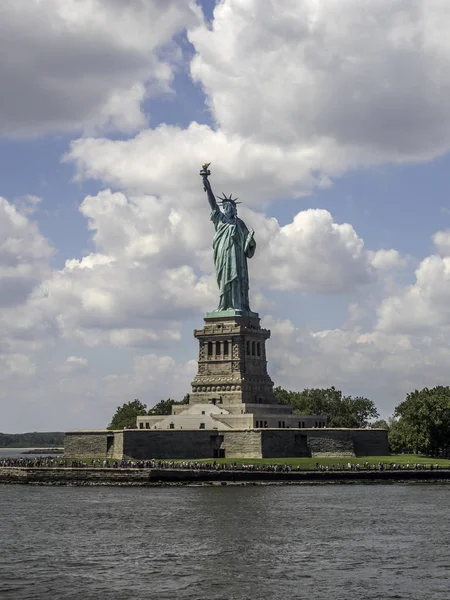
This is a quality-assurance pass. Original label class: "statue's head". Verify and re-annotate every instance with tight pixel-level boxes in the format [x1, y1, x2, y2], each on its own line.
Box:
[222, 201, 237, 218]
[217, 193, 240, 218]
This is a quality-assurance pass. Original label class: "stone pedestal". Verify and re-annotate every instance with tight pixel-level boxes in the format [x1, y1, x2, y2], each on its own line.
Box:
[190, 311, 275, 406]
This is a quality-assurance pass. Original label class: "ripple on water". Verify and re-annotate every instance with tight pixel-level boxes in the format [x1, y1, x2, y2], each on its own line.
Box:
[0, 484, 449, 599]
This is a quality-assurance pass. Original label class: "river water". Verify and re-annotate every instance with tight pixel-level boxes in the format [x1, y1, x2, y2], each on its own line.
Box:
[0, 484, 449, 599]
[0, 449, 62, 459]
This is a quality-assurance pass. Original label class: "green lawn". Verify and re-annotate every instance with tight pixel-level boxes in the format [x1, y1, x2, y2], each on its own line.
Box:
[61, 454, 450, 469]
[169, 454, 450, 469]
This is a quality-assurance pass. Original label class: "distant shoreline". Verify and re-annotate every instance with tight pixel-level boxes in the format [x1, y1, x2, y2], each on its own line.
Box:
[19, 448, 64, 455]
[1, 466, 450, 486]
[0, 447, 64, 453]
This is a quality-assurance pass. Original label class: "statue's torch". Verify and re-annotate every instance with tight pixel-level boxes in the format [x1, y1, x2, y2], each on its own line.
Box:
[200, 162, 211, 191]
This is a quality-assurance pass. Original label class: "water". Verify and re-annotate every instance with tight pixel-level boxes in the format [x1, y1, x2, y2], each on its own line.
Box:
[0, 449, 62, 459]
[0, 484, 449, 599]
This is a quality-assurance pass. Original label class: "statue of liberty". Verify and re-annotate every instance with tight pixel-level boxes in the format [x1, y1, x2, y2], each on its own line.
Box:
[200, 163, 256, 314]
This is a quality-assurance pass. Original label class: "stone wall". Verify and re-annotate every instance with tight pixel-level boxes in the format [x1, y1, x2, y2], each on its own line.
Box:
[351, 429, 390, 456]
[221, 430, 263, 459]
[3, 466, 450, 486]
[261, 430, 310, 458]
[307, 434, 354, 457]
[111, 431, 124, 460]
[305, 429, 389, 457]
[65, 427, 389, 460]
[122, 430, 222, 460]
[0, 467, 152, 485]
[136, 415, 166, 427]
[64, 431, 109, 457]
[215, 414, 254, 429]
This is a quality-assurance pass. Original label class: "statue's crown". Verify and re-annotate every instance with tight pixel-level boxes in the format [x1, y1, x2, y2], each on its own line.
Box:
[216, 192, 241, 205]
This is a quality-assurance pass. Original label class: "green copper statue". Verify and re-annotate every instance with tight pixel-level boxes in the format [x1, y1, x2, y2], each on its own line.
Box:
[200, 162, 256, 314]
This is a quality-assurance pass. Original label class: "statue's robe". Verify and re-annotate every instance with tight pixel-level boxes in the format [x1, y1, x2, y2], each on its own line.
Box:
[211, 207, 256, 311]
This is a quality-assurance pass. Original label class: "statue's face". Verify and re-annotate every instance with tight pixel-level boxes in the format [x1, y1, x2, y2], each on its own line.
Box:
[223, 202, 236, 218]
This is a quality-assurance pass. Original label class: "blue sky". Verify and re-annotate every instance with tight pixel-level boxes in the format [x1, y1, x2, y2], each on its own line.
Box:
[2, 0, 450, 431]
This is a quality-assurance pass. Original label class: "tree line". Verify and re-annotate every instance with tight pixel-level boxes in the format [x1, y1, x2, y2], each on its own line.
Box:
[108, 385, 450, 458]
[107, 396, 189, 430]
[275, 385, 450, 457]
[274, 386, 379, 428]
[0, 432, 64, 448]
[387, 386, 450, 457]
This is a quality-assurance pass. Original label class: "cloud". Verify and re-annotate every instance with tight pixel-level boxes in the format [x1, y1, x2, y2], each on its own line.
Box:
[0, 197, 57, 356]
[0, 351, 195, 431]
[64, 1, 450, 208]
[59, 356, 89, 373]
[369, 249, 406, 270]
[0, 184, 447, 428]
[0, 196, 53, 309]
[34, 188, 396, 350]
[40, 189, 216, 347]
[0, 354, 36, 379]
[377, 253, 450, 334]
[5, 0, 450, 432]
[189, 0, 450, 162]
[12, 194, 42, 216]
[264, 315, 450, 417]
[0, 0, 201, 136]
[375, 228, 450, 334]
[103, 353, 196, 402]
[66, 122, 334, 203]
[433, 229, 450, 256]
[247, 208, 376, 293]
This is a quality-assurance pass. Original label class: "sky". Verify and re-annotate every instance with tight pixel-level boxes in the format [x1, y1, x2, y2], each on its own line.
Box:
[2, 0, 450, 432]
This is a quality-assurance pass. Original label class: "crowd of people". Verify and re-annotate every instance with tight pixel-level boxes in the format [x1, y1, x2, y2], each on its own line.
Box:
[0, 457, 66, 468]
[0, 456, 448, 471]
[315, 461, 444, 471]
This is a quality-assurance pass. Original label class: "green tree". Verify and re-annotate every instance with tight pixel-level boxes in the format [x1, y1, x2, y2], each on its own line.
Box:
[0, 432, 64, 448]
[273, 386, 294, 405]
[107, 399, 147, 430]
[147, 398, 176, 416]
[147, 394, 190, 416]
[274, 386, 379, 427]
[371, 419, 390, 430]
[387, 418, 410, 454]
[393, 386, 450, 457]
[340, 396, 379, 428]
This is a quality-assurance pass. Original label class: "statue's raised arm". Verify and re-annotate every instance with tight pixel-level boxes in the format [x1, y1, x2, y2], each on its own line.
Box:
[200, 162, 217, 211]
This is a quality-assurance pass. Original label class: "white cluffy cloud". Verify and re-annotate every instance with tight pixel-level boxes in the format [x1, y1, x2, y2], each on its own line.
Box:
[377, 258, 450, 334]
[0, 0, 202, 136]
[0, 351, 196, 432]
[66, 122, 335, 203]
[102, 354, 196, 403]
[263, 314, 450, 417]
[65, 1, 450, 210]
[0, 196, 57, 355]
[41, 189, 216, 347]
[190, 0, 450, 162]
[0, 182, 448, 428]
[375, 228, 450, 334]
[0, 197, 53, 309]
[0, 181, 395, 363]
[59, 356, 89, 373]
[0, 354, 36, 379]
[4, 0, 450, 431]
[38, 189, 391, 347]
[12, 194, 42, 216]
[248, 208, 381, 294]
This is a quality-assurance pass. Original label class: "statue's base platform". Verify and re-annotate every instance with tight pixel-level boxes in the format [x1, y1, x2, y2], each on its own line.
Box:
[205, 309, 259, 319]
[191, 310, 274, 407]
